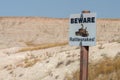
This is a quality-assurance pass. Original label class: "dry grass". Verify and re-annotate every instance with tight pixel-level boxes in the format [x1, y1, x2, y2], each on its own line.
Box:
[65, 70, 80, 80]
[116, 39, 120, 43]
[98, 43, 105, 49]
[16, 52, 55, 68]
[66, 53, 120, 80]
[18, 42, 68, 52]
[25, 41, 35, 46]
[23, 54, 40, 68]
[56, 61, 64, 68]
[90, 54, 120, 80]
[16, 53, 40, 68]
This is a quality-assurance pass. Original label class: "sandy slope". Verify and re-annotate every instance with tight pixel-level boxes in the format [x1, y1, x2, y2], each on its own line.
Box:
[0, 42, 120, 80]
[0, 17, 120, 80]
[0, 17, 68, 48]
[0, 17, 120, 48]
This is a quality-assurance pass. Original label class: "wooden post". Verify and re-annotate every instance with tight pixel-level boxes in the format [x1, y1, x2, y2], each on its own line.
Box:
[80, 10, 90, 80]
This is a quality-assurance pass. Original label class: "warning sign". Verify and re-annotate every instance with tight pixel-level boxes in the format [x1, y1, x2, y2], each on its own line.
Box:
[69, 13, 96, 46]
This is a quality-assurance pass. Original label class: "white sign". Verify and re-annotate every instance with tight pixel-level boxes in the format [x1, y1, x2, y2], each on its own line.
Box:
[69, 13, 96, 46]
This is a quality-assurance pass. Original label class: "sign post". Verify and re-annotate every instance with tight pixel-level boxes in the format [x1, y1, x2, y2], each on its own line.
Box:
[80, 10, 90, 80]
[69, 10, 96, 80]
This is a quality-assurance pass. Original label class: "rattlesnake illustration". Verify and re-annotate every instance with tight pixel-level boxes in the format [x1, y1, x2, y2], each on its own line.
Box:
[75, 24, 89, 37]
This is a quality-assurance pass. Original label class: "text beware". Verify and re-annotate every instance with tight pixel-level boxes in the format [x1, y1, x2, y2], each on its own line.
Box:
[71, 17, 95, 24]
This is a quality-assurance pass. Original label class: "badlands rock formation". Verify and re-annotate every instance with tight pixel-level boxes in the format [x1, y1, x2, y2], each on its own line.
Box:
[0, 17, 120, 80]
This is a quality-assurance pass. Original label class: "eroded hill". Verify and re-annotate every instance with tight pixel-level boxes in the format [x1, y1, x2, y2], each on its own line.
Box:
[0, 17, 120, 48]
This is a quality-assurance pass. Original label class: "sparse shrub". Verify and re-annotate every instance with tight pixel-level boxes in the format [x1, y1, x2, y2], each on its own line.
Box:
[75, 47, 79, 49]
[116, 39, 120, 43]
[25, 41, 34, 46]
[65, 60, 74, 66]
[56, 61, 64, 68]
[65, 70, 79, 80]
[90, 55, 120, 80]
[18, 53, 41, 68]
[98, 43, 104, 49]
[66, 55, 120, 80]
